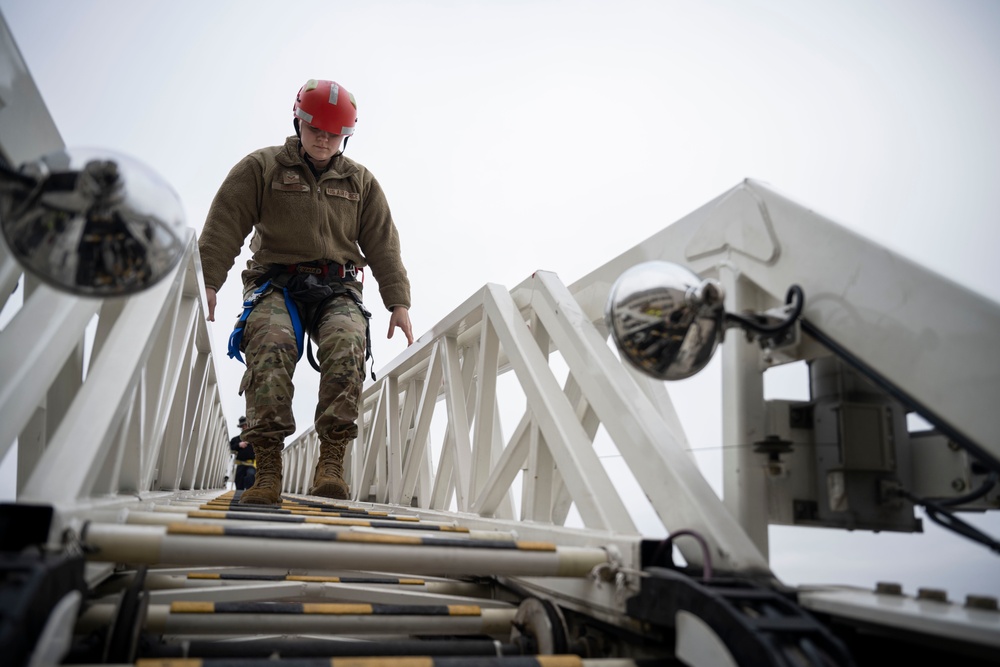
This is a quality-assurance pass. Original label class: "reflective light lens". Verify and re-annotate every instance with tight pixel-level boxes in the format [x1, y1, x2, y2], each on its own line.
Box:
[0, 148, 187, 297]
[605, 261, 726, 381]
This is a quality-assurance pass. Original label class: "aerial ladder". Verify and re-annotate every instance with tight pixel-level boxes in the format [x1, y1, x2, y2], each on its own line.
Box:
[0, 12, 998, 667]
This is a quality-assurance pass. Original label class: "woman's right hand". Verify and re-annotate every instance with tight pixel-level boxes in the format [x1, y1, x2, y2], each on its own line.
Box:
[206, 287, 217, 322]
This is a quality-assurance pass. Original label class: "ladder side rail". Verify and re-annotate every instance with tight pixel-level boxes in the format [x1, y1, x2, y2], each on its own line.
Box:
[18, 237, 228, 508]
[0, 285, 99, 465]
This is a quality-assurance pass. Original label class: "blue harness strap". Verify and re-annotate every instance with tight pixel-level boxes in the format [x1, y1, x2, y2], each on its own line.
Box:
[284, 286, 304, 361]
[228, 280, 304, 364]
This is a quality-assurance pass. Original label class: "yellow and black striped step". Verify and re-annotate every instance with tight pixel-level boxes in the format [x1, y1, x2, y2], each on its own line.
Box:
[166, 523, 555, 552]
[170, 601, 482, 616]
[204, 497, 398, 513]
[186, 573, 425, 585]
[186, 510, 468, 532]
[212, 491, 406, 516]
[199, 501, 420, 522]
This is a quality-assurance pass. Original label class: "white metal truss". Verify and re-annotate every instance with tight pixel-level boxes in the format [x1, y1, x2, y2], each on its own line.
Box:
[291, 269, 772, 574]
[1, 236, 230, 514]
[2, 9, 999, 661]
[2, 177, 997, 661]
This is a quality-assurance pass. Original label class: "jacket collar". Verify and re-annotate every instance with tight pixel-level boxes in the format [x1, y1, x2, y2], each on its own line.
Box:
[276, 135, 359, 178]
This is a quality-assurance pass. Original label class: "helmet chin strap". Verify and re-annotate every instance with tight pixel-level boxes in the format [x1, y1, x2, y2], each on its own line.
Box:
[295, 119, 350, 163]
[305, 147, 344, 163]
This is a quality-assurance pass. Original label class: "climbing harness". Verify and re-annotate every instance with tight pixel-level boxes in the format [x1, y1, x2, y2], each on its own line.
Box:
[227, 261, 376, 380]
[227, 279, 303, 364]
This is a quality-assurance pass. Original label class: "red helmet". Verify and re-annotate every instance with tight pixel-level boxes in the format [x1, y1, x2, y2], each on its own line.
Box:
[293, 79, 357, 136]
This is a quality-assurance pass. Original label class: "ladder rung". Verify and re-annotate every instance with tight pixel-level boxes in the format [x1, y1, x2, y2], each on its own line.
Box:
[165, 522, 551, 551]
[78, 602, 517, 638]
[185, 510, 470, 532]
[170, 601, 482, 616]
[185, 573, 426, 585]
[139, 637, 526, 659]
[82, 523, 609, 578]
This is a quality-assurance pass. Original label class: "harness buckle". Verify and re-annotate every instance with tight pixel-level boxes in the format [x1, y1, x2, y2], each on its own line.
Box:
[247, 282, 269, 306]
[339, 263, 363, 280]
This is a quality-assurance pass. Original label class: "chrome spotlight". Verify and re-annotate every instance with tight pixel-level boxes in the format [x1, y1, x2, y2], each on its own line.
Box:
[605, 261, 726, 380]
[0, 148, 186, 297]
[606, 261, 805, 381]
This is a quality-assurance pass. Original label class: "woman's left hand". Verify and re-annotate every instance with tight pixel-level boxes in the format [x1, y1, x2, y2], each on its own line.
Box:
[388, 307, 414, 346]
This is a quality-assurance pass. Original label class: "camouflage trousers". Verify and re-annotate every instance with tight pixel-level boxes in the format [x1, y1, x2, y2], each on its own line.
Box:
[238, 287, 367, 449]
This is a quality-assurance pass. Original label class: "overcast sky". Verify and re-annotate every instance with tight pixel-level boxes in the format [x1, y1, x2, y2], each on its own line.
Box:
[1, 0, 998, 601]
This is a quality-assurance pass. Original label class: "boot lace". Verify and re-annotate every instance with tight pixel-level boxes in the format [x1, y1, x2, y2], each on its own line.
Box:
[318, 459, 344, 480]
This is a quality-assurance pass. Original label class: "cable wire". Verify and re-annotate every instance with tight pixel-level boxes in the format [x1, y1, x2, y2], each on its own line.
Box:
[650, 529, 714, 581]
[725, 284, 804, 338]
[932, 471, 998, 507]
[897, 484, 1000, 555]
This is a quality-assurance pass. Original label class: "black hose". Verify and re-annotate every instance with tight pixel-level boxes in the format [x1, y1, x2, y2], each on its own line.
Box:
[933, 472, 998, 507]
[650, 529, 714, 581]
[897, 486, 1000, 555]
[725, 284, 804, 337]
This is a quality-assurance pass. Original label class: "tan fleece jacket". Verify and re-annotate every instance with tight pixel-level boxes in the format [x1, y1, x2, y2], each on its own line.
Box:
[198, 136, 410, 310]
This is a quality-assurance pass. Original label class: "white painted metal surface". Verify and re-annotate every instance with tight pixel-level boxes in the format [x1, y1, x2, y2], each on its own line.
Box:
[2, 8, 998, 663]
[5, 237, 230, 514]
[798, 587, 1000, 649]
[568, 181, 1000, 464]
[0, 10, 63, 165]
[314, 269, 772, 573]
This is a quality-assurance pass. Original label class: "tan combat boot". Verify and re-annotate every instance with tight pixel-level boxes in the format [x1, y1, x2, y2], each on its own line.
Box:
[240, 442, 283, 505]
[310, 441, 350, 500]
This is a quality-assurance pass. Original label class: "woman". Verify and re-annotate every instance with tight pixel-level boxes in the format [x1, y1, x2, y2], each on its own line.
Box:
[199, 79, 413, 505]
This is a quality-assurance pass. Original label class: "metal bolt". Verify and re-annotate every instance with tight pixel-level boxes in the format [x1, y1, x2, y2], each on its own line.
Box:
[917, 588, 948, 603]
[965, 595, 998, 611]
[951, 478, 967, 492]
[875, 582, 903, 595]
